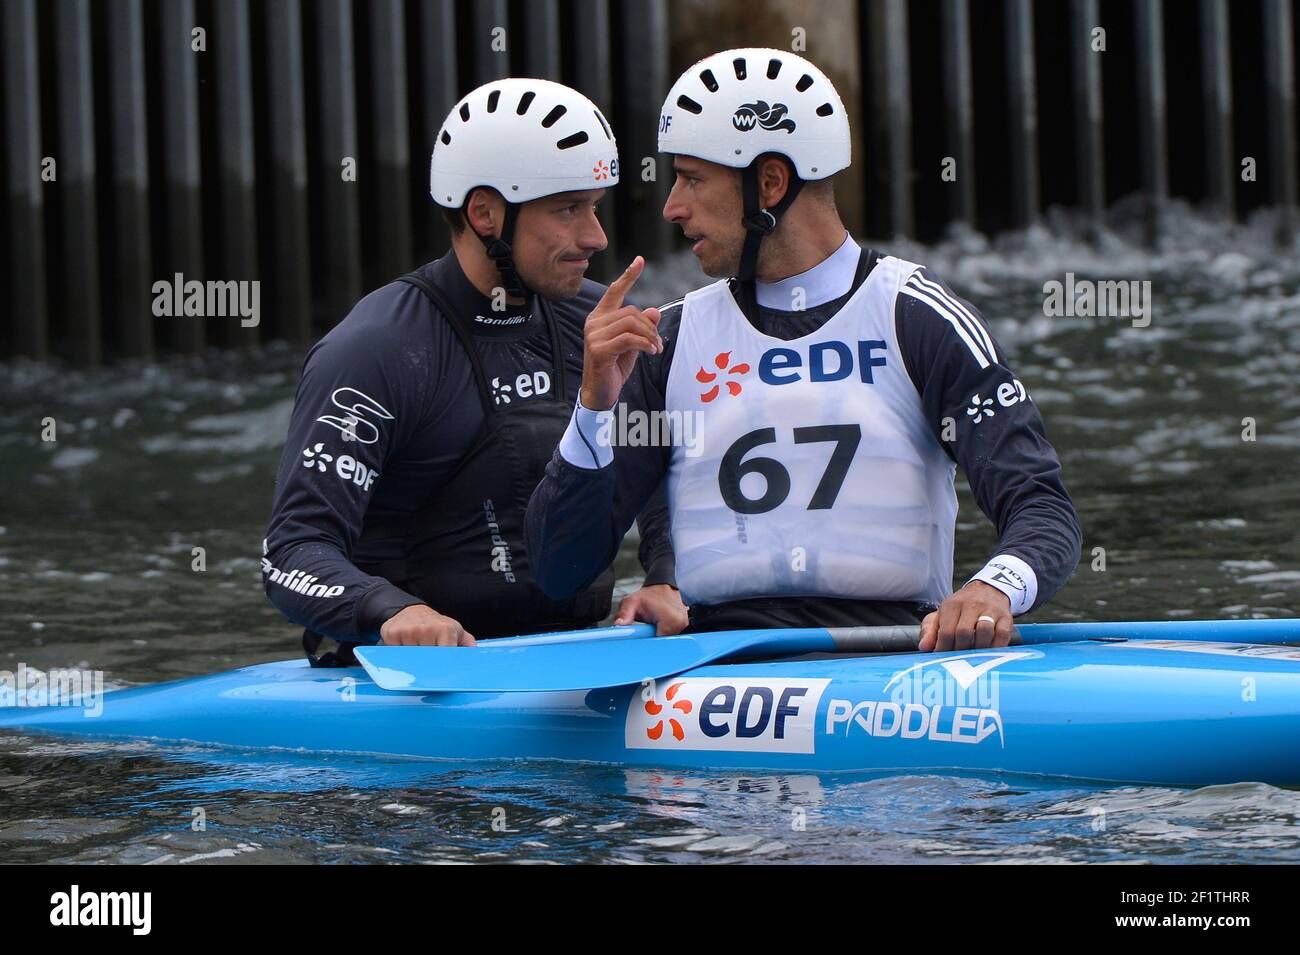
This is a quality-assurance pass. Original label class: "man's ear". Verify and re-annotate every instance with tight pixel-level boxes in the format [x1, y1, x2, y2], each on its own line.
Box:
[464, 188, 503, 239]
[756, 155, 792, 208]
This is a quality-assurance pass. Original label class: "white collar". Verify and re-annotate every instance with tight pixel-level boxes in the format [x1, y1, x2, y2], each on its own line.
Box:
[755, 232, 859, 310]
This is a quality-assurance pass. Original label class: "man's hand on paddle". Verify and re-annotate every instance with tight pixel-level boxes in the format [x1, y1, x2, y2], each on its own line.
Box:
[380, 604, 477, 647]
[918, 581, 1014, 652]
[614, 584, 689, 636]
[580, 256, 662, 411]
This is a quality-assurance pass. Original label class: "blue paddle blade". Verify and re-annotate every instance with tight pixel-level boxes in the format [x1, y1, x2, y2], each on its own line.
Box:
[356, 628, 838, 692]
[355, 618, 1300, 694]
[475, 622, 654, 649]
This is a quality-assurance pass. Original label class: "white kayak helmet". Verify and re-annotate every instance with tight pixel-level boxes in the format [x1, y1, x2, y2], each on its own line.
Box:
[658, 48, 850, 283]
[431, 78, 620, 295]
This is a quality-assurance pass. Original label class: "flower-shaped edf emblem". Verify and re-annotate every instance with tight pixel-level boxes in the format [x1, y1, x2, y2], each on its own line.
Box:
[696, 351, 751, 403]
[966, 394, 995, 424]
[644, 682, 692, 741]
[302, 443, 334, 472]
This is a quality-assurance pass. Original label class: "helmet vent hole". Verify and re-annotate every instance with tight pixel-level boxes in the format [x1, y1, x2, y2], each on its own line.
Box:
[541, 104, 567, 128]
[732, 57, 746, 80]
[440, 130, 451, 145]
[816, 102, 834, 117]
[556, 130, 589, 149]
[517, 91, 536, 115]
[676, 94, 703, 115]
[593, 109, 612, 139]
[486, 90, 500, 113]
[699, 69, 718, 92]
[459, 102, 471, 121]
[766, 59, 781, 80]
[796, 74, 814, 92]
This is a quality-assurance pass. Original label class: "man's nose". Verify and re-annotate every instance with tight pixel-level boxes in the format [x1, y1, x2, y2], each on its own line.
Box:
[663, 181, 687, 223]
[579, 210, 608, 253]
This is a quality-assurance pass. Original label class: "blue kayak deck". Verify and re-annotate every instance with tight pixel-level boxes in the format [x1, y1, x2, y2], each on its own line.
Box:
[2, 639, 1299, 787]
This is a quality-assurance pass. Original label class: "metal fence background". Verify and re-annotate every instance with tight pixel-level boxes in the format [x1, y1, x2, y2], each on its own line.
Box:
[1, 0, 1297, 365]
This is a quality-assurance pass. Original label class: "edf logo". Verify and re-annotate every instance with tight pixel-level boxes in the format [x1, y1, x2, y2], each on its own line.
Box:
[658, 114, 672, 134]
[626, 677, 830, 754]
[758, 339, 889, 385]
[699, 684, 809, 739]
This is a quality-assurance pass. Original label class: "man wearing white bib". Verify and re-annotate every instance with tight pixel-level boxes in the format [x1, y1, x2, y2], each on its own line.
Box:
[526, 49, 1081, 652]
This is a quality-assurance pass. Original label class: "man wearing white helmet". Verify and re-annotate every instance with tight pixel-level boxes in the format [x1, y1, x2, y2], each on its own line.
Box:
[264, 79, 686, 663]
[527, 49, 1081, 652]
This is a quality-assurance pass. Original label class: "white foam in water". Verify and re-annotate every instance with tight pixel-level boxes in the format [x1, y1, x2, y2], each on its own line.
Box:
[48, 447, 100, 470]
[1238, 571, 1300, 585]
[1221, 560, 1278, 571]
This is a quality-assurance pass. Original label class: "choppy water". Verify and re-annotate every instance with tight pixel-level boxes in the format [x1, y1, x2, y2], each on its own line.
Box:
[2, 203, 1299, 863]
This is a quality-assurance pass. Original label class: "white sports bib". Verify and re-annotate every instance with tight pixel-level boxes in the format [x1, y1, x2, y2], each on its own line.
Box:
[664, 254, 957, 607]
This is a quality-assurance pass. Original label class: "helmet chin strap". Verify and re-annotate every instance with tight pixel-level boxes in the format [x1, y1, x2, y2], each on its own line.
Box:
[737, 160, 805, 314]
[471, 201, 529, 299]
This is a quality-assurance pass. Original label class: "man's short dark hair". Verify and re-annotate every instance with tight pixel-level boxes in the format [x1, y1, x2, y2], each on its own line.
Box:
[441, 205, 466, 235]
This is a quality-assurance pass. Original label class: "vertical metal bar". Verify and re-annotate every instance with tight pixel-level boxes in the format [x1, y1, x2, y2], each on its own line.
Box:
[572, 1, 614, 119]
[53, 0, 102, 366]
[2, 0, 48, 359]
[417, 0, 459, 257]
[159, 0, 205, 354]
[1134, 0, 1168, 244]
[865, 0, 914, 238]
[573, 0, 619, 277]
[1005, 0, 1039, 229]
[473, 0, 510, 84]
[369, 0, 413, 279]
[940, 0, 975, 227]
[616, 0, 670, 261]
[106, 0, 153, 360]
[417, 0, 459, 149]
[1199, 0, 1233, 217]
[316, 0, 362, 323]
[266, 0, 312, 342]
[213, 0, 260, 346]
[1262, 0, 1297, 244]
[814, 0, 866, 240]
[1070, 0, 1105, 231]
[523, 0, 561, 81]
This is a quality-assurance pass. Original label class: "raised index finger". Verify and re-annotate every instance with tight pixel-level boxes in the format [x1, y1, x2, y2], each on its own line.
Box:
[598, 255, 645, 310]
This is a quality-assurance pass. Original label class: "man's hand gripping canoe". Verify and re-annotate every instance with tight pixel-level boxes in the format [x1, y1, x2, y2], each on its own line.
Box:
[919, 581, 1015, 652]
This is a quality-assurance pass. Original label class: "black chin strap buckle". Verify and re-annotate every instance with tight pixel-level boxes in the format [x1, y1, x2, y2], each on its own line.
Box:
[743, 209, 778, 236]
[468, 198, 529, 299]
[738, 158, 805, 285]
[479, 235, 528, 299]
[482, 237, 512, 261]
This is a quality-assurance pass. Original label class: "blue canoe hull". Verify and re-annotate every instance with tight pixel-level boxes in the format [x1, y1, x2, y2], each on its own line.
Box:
[2, 639, 1299, 786]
